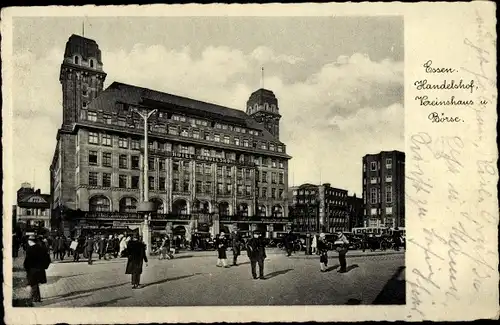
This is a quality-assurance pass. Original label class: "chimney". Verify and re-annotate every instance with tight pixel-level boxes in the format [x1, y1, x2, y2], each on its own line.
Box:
[35, 189, 41, 195]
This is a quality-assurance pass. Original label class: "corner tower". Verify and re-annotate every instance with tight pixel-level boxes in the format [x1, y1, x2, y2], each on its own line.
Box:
[59, 34, 106, 126]
[246, 89, 281, 139]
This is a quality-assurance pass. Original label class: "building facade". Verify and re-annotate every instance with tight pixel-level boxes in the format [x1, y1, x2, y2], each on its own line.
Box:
[347, 194, 364, 230]
[14, 183, 51, 230]
[50, 34, 291, 239]
[362, 150, 405, 228]
[288, 183, 349, 233]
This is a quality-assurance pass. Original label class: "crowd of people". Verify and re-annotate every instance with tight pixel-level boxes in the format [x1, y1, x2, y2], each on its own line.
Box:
[17, 227, 403, 304]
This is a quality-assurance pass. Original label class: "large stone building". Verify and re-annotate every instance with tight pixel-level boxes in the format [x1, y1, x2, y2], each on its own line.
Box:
[347, 193, 364, 230]
[14, 182, 51, 231]
[288, 183, 349, 233]
[362, 150, 405, 228]
[50, 34, 291, 239]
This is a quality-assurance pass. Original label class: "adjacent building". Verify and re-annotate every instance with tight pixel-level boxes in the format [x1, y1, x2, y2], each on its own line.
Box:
[288, 183, 349, 233]
[50, 34, 291, 239]
[14, 182, 51, 231]
[347, 193, 364, 230]
[362, 150, 405, 228]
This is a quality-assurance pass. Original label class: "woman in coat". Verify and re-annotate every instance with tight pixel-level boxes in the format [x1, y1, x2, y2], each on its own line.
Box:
[215, 232, 229, 268]
[125, 235, 148, 289]
[24, 235, 51, 303]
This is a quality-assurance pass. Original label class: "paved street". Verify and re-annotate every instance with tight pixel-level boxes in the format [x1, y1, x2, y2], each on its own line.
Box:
[13, 249, 405, 307]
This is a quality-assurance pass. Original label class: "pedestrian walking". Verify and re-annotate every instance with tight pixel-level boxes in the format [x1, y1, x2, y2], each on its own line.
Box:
[56, 236, 66, 261]
[125, 235, 148, 289]
[84, 235, 95, 265]
[311, 234, 318, 255]
[246, 231, 267, 279]
[230, 230, 242, 266]
[215, 232, 229, 267]
[159, 235, 173, 260]
[334, 231, 350, 273]
[52, 236, 60, 260]
[393, 228, 401, 251]
[98, 235, 108, 260]
[283, 231, 294, 257]
[317, 233, 329, 272]
[13, 234, 20, 258]
[23, 235, 51, 303]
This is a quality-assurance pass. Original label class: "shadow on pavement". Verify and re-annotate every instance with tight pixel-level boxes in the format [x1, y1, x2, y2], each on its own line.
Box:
[47, 273, 85, 284]
[39, 293, 94, 307]
[235, 261, 251, 266]
[264, 268, 293, 279]
[141, 273, 202, 288]
[85, 296, 130, 307]
[43, 281, 130, 302]
[173, 255, 194, 260]
[344, 264, 359, 273]
[372, 266, 406, 305]
[325, 264, 340, 272]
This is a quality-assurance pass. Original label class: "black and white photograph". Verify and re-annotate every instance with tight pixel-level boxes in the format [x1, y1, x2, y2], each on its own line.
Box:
[3, 3, 498, 323]
[8, 14, 405, 307]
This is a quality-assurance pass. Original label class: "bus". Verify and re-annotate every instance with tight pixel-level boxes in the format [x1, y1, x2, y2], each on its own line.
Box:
[352, 227, 405, 237]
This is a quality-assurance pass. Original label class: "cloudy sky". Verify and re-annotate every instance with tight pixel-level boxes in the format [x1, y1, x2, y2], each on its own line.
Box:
[9, 16, 403, 200]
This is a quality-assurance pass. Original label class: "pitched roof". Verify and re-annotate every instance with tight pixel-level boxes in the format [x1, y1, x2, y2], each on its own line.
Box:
[88, 81, 280, 142]
[18, 194, 51, 208]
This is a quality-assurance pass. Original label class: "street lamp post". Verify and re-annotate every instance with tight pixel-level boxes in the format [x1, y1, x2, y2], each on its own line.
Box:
[133, 107, 157, 256]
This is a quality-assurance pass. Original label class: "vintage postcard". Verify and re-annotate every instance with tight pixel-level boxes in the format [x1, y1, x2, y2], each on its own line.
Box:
[2, 2, 498, 324]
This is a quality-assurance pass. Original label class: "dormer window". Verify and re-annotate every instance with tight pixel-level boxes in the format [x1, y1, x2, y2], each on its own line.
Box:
[74, 56, 79, 65]
[264, 103, 269, 110]
[89, 59, 94, 68]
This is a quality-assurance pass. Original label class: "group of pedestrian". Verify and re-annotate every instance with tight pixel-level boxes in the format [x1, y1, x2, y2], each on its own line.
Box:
[283, 231, 351, 273]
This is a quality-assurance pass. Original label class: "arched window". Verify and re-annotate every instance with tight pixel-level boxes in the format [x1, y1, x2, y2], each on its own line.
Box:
[272, 205, 283, 218]
[264, 103, 269, 111]
[119, 197, 137, 213]
[89, 196, 110, 212]
[238, 203, 249, 217]
[74, 56, 79, 65]
[172, 199, 188, 215]
[258, 205, 267, 217]
[218, 202, 229, 216]
[89, 59, 94, 68]
[151, 198, 164, 214]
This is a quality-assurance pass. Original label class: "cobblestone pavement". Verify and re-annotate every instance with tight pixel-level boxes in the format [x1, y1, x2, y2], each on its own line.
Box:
[12, 249, 405, 307]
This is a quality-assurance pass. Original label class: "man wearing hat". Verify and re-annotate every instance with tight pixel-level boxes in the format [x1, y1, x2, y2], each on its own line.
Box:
[317, 233, 329, 272]
[334, 231, 350, 273]
[125, 234, 148, 289]
[246, 231, 267, 279]
[23, 235, 51, 303]
[215, 232, 229, 267]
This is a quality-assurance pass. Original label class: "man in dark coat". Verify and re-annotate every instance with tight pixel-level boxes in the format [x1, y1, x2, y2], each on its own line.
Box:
[97, 235, 108, 260]
[24, 235, 51, 303]
[231, 230, 242, 266]
[125, 235, 148, 289]
[56, 235, 66, 261]
[392, 228, 401, 251]
[283, 231, 294, 257]
[84, 235, 95, 265]
[246, 231, 267, 279]
[317, 233, 329, 272]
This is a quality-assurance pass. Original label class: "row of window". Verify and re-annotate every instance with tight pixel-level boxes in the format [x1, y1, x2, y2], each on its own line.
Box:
[363, 159, 393, 172]
[368, 207, 394, 216]
[85, 121, 285, 153]
[87, 172, 284, 198]
[85, 132, 287, 167]
[292, 189, 347, 197]
[366, 186, 393, 204]
[365, 175, 393, 184]
[291, 199, 347, 206]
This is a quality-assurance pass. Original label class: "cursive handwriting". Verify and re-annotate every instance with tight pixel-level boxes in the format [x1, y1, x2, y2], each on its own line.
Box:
[423, 60, 456, 73]
[414, 79, 476, 93]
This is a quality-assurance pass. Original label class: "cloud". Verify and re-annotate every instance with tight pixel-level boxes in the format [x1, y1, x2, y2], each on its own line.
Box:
[250, 46, 305, 65]
[8, 43, 403, 197]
